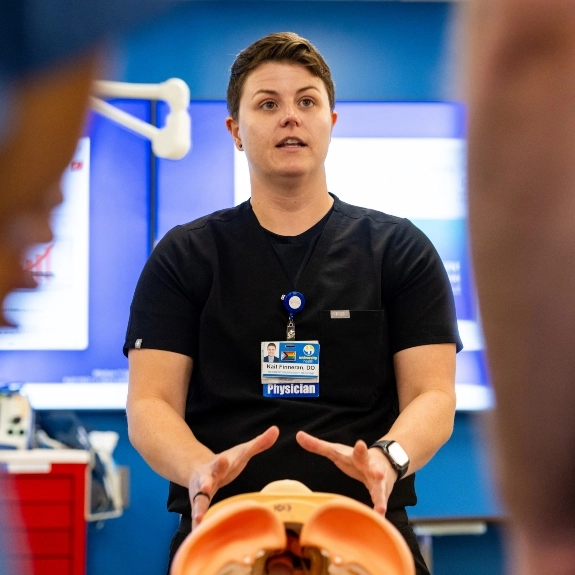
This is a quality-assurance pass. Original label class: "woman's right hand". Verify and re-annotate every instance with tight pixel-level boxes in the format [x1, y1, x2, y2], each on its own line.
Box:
[188, 426, 280, 529]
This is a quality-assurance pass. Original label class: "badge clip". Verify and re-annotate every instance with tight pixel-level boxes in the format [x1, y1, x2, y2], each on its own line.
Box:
[286, 316, 296, 340]
[282, 291, 305, 341]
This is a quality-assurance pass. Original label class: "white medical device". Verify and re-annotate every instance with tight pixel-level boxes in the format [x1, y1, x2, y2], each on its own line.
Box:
[0, 391, 34, 450]
[91, 78, 191, 160]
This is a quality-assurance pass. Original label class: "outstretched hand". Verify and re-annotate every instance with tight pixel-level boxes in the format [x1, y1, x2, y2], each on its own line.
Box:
[296, 430, 397, 515]
[189, 426, 279, 529]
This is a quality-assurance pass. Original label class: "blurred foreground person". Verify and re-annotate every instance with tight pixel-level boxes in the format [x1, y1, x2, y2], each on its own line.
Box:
[467, 1, 575, 573]
[0, 3, 170, 573]
[0, 55, 99, 325]
[0, 37, 100, 575]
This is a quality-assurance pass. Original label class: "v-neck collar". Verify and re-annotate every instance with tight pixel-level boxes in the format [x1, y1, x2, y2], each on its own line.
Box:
[244, 195, 343, 291]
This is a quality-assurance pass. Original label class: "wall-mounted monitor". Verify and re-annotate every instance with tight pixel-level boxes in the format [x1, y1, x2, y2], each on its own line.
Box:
[2, 100, 491, 410]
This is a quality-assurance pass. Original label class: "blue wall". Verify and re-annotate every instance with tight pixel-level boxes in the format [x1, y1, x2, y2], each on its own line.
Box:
[119, 1, 453, 102]
[79, 2, 505, 574]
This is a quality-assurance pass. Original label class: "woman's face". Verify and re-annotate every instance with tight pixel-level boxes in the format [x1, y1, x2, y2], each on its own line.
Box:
[227, 61, 337, 185]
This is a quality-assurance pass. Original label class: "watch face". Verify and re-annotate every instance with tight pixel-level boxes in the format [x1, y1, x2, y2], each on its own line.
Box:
[388, 442, 409, 466]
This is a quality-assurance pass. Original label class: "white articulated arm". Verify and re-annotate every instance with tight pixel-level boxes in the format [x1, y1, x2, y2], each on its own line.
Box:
[91, 78, 191, 160]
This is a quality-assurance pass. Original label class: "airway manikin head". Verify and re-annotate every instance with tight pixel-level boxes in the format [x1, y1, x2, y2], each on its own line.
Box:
[170, 480, 416, 575]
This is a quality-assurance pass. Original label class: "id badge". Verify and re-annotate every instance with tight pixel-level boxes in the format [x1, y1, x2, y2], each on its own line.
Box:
[261, 340, 320, 398]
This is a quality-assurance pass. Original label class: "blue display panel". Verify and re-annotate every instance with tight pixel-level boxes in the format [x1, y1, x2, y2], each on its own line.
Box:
[0, 101, 150, 386]
[158, 101, 491, 410]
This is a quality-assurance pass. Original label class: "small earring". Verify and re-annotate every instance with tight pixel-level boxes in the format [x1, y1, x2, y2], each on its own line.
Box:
[238, 143, 243, 149]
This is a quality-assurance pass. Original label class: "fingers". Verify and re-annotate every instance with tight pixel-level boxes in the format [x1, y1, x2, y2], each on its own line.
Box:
[219, 426, 280, 487]
[362, 443, 393, 515]
[295, 430, 315, 450]
[297, 433, 391, 514]
[193, 454, 230, 495]
[352, 439, 369, 461]
[190, 428, 281, 529]
[296, 430, 335, 457]
[190, 454, 230, 529]
[247, 425, 280, 455]
[353, 440, 383, 479]
[231, 426, 279, 463]
[297, 431, 359, 468]
[371, 492, 387, 515]
[369, 479, 388, 515]
[191, 490, 211, 530]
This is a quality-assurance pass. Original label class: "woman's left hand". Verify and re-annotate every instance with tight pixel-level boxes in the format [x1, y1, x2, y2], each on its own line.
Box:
[295, 430, 398, 515]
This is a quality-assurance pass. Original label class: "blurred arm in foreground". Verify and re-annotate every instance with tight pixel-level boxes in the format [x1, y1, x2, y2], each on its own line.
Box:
[467, 1, 575, 573]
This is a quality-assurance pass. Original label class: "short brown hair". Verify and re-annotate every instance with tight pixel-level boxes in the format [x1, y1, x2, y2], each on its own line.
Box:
[227, 32, 335, 120]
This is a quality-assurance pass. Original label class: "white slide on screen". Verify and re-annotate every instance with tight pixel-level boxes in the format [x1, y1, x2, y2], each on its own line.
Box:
[234, 137, 466, 218]
[0, 138, 90, 350]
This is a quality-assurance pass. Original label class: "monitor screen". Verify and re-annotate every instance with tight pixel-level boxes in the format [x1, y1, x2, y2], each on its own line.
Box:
[1, 138, 90, 350]
[2, 100, 491, 410]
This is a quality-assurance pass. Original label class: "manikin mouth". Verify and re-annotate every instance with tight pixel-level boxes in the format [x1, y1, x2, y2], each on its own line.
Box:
[276, 137, 306, 148]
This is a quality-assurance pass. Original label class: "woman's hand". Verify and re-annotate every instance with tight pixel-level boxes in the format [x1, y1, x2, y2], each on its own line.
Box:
[296, 430, 397, 514]
[188, 426, 279, 528]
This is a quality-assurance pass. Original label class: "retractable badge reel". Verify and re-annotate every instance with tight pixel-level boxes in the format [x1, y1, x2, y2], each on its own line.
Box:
[281, 291, 305, 340]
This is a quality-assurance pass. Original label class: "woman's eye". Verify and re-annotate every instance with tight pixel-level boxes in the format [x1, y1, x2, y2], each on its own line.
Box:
[262, 101, 276, 110]
[300, 98, 314, 107]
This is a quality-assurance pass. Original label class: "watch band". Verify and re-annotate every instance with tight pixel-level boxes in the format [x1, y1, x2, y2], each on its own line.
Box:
[369, 440, 409, 480]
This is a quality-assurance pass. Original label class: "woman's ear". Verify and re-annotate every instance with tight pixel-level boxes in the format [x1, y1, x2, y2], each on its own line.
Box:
[225, 116, 243, 151]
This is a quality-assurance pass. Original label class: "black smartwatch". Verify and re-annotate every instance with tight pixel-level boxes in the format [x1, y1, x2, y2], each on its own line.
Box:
[370, 440, 409, 480]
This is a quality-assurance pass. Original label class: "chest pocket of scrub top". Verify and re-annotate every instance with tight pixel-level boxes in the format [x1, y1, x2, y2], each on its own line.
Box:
[319, 310, 389, 407]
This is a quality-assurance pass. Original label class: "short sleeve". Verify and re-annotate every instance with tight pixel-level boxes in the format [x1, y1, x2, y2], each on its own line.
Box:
[123, 226, 203, 358]
[384, 219, 463, 354]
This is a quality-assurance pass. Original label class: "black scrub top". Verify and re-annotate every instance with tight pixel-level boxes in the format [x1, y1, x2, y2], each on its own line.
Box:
[124, 196, 462, 517]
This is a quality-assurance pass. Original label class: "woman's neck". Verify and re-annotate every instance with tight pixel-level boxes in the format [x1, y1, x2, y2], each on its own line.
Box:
[250, 188, 333, 236]
[249, 170, 333, 235]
